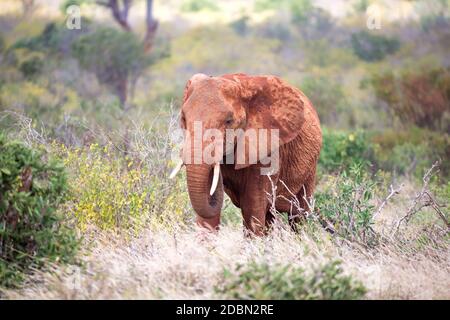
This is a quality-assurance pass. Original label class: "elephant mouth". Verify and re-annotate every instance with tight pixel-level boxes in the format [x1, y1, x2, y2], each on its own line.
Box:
[209, 186, 219, 207]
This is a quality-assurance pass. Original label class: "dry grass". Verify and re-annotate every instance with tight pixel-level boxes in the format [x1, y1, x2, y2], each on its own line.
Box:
[3, 179, 449, 300]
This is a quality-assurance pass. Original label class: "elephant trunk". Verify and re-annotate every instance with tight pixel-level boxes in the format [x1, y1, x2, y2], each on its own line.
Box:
[185, 163, 223, 219]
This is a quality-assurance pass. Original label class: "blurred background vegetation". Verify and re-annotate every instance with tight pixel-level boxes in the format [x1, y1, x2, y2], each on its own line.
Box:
[0, 0, 449, 292]
[0, 0, 448, 163]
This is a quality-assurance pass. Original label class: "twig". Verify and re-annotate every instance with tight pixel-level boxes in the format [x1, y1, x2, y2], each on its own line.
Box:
[392, 161, 448, 236]
[373, 183, 404, 220]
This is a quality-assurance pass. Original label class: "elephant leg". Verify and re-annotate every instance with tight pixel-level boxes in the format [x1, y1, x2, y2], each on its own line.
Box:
[240, 174, 271, 237]
[265, 210, 276, 229]
[242, 205, 267, 237]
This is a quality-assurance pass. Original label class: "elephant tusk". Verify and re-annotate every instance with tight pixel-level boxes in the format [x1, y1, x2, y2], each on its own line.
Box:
[169, 159, 184, 179]
[210, 162, 220, 196]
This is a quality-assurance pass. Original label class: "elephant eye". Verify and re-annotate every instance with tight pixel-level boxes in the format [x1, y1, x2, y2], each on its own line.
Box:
[225, 116, 234, 125]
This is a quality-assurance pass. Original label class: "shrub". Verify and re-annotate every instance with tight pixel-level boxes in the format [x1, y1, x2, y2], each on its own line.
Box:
[289, 0, 314, 25]
[316, 163, 377, 244]
[254, 0, 285, 11]
[181, 0, 219, 12]
[0, 134, 78, 288]
[216, 261, 366, 300]
[319, 129, 374, 174]
[19, 54, 43, 79]
[230, 16, 249, 36]
[12, 22, 86, 55]
[351, 31, 400, 62]
[59, 143, 191, 232]
[301, 76, 346, 125]
[375, 142, 429, 176]
[371, 128, 450, 178]
[371, 67, 450, 132]
[72, 27, 151, 105]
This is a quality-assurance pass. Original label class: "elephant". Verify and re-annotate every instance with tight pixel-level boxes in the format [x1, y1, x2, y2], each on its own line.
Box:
[170, 73, 322, 236]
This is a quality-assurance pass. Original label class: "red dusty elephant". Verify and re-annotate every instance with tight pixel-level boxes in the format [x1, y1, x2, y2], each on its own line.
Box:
[170, 73, 322, 236]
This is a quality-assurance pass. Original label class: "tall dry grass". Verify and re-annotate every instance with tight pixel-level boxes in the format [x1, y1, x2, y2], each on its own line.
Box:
[3, 182, 449, 300]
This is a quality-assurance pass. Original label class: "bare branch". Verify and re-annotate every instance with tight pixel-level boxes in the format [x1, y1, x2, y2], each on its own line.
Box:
[392, 161, 448, 236]
[107, 0, 133, 31]
[373, 183, 404, 220]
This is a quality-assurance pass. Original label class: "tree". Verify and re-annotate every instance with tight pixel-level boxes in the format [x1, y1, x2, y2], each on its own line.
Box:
[97, 0, 158, 52]
[72, 27, 151, 108]
[63, 0, 159, 107]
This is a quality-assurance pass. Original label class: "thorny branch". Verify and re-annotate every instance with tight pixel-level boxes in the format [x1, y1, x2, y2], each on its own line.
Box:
[392, 161, 449, 236]
[265, 175, 335, 234]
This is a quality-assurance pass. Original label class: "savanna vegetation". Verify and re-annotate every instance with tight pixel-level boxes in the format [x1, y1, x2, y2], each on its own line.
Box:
[0, 0, 449, 299]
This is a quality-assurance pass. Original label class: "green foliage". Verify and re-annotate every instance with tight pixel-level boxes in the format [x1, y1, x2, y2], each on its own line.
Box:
[58, 143, 191, 232]
[61, 0, 90, 12]
[19, 54, 43, 79]
[301, 76, 346, 125]
[353, 0, 371, 13]
[0, 134, 78, 288]
[316, 164, 377, 244]
[254, 0, 314, 24]
[181, 0, 219, 12]
[0, 34, 5, 54]
[351, 31, 400, 62]
[254, 0, 284, 11]
[221, 196, 242, 226]
[290, 0, 314, 24]
[72, 27, 150, 103]
[372, 128, 450, 178]
[11, 22, 83, 54]
[230, 16, 249, 36]
[216, 260, 366, 300]
[319, 129, 374, 174]
[72, 27, 147, 78]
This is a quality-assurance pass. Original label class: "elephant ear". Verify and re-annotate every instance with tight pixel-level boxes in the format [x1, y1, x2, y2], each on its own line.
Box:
[224, 74, 306, 170]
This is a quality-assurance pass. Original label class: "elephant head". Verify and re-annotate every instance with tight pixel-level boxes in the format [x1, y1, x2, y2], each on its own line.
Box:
[170, 73, 307, 220]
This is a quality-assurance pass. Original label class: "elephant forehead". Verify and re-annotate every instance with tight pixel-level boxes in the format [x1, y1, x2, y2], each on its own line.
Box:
[184, 89, 233, 115]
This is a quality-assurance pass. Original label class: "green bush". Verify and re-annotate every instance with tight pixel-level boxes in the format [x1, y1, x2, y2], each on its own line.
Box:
[372, 128, 450, 178]
[181, 0, 219, 12]
[376, 142, 428, 176]
[57, 143, 191, 232]
[72, 27, 151, 104]
[19, 55, 43, 79]
[254, 0, 315, 26]
[319, 129, 374, 174]
[12, 22, 85, 55]
[301, 76, 346, 125]
[0, 134, 79, 288]
[351, 31, 400, 62]
[316, 163, 377, 244]
[254, 0, 284, 11]
[216, 261, 366, 300]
